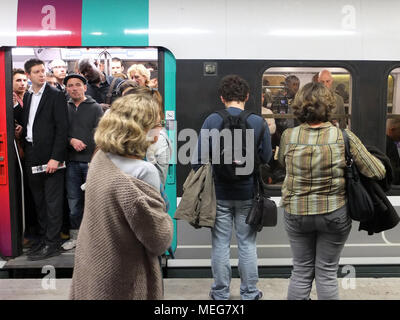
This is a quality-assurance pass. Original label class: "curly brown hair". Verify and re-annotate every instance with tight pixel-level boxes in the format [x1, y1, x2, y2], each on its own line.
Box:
[218, 75, 250, 102]
[291, 82, 336, 124]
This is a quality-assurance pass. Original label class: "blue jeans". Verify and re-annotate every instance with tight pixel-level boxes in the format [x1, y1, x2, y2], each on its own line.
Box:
[66, 161, 88, 229]
[284, 206, 352, 300]
[210, 199, 260, 300]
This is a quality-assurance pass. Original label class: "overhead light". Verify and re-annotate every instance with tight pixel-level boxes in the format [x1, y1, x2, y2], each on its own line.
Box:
[268, 29, 356, 37]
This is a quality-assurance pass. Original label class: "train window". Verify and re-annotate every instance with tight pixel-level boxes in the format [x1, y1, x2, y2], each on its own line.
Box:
[386, 68, 400, 186]
[261, 67, 351, 186]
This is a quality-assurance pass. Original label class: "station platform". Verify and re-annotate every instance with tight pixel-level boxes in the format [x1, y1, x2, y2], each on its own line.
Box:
[0, 277, 400, 300]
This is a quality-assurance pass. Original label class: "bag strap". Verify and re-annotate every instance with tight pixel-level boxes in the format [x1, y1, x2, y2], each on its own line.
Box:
[215, 109, 231, 129]
[341, 129, 353, 166]
[253, 121, 267, 196]
[105, 77, 119, 105]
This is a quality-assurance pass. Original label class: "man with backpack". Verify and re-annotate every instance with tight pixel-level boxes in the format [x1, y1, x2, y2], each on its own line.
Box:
[191, 75, 272, 300]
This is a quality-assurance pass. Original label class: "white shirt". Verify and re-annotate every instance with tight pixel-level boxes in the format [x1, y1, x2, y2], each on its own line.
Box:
[26, 83, 46, 143]
[106, 153, 160, 191]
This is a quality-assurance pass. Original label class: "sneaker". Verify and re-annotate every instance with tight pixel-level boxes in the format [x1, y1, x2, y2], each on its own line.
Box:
[61, 239, 76, 251]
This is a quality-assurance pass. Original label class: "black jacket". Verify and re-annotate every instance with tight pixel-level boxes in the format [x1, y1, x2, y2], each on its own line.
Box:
[67, 96, 103, 162]
[20, 84, 69, 165]
[359, 146, 400, 235]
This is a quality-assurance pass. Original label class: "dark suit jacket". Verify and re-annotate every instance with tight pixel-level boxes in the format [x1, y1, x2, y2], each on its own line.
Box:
[20, 83, 69, 165]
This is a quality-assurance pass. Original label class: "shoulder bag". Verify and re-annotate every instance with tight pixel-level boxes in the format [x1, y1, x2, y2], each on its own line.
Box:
[245, 122, 277, 231]
[341, 129, 375, 222]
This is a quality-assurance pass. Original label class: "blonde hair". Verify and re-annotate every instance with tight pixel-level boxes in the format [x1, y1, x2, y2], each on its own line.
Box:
[127, 64, 150, 83]
[291, 82, 336, 124]
[94, 94, 159, 158]
[123, 86, 165, 121]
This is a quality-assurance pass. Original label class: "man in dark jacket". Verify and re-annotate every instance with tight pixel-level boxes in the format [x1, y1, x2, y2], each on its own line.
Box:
[77, 58, 122, 109]
[191, 75, 272, 300]
[19, 58, 69, 260]
[62, 74, 103, 251]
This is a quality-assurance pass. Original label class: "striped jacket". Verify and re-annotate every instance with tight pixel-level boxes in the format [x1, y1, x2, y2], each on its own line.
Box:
[278, 122, 386, 215]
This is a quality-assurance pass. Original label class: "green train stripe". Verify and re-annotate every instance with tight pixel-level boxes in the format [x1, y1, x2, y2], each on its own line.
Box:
[81, 0, 149, 46]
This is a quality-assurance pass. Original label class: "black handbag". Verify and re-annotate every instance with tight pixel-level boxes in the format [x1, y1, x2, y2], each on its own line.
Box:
[245, 169, 278, 231]
[341, 129, 375, 222]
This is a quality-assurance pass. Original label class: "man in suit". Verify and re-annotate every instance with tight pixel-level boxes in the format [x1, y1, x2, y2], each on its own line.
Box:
[18, 58, 69, 260]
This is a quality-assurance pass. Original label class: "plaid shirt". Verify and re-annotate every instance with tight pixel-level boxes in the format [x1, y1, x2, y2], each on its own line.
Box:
[278, 122, 386, 215]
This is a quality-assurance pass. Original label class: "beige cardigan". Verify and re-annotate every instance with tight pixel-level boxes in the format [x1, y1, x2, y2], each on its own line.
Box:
[69, 150, 173, 300]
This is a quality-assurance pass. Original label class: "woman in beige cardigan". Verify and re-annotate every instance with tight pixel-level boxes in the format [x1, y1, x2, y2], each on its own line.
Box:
[69, 94, 173, 300]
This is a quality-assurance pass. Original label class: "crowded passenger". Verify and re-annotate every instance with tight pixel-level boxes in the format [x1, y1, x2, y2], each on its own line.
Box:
[77, 58, 123, 109]
[70, 93, 173, 300]
[191, 75, 272, 300]
[111, 57, 127, 79]
[127, 63, 150, 87]
[148, 70, 158, 89]
[62, 74, 103, 251]
[261, 91, 276, 135]
[318, 69, 347, 128]
[386, 118, 400, 185]
[278, 82, 386, 300]
[17, 58, 69, 261]
[48, 59, 68, 92]
[12, 68, 38, 247]
[117, 79, 139, 96]
[335, 83, 349, 104]
[12, 68, 28, 107]
[46, 72, 58, 88]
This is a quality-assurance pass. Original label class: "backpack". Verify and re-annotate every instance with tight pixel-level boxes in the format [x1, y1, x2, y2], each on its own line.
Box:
[213, 109, 265, 183]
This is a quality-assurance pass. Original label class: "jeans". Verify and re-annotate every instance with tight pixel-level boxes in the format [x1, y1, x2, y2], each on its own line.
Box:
[284, 206, 352, 300]
[210, 199, 260, 300]
[66, 161, 89, 229]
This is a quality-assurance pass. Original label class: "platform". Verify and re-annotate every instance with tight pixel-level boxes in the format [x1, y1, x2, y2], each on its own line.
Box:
[0, 278, 400, 300]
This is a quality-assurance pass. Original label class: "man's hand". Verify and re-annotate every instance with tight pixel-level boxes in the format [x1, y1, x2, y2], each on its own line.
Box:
[70, 138, 87, 152]
[46, 159, 59, 174]
[15, 125, 22, 138]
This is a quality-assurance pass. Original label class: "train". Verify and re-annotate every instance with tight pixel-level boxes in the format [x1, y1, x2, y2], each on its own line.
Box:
[0, 0, 399, 275]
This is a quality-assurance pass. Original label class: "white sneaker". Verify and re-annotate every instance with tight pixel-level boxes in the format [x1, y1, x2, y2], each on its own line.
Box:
[62, 239, 77, 251]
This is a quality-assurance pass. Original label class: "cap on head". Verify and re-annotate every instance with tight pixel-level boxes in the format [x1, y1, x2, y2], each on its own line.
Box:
[63, 73, 87, 85]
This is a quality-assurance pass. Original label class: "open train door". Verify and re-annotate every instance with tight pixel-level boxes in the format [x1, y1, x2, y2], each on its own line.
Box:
[0, 47, 22, 258]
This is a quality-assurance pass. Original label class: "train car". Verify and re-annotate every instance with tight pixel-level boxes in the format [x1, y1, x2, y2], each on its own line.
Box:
[1, 0, 399, 276]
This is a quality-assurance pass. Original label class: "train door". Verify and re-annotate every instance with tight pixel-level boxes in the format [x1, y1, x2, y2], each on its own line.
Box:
[0, 46, 177, 258]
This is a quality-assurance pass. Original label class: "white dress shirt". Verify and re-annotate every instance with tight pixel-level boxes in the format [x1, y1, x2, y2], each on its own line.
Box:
[26, 83, 46, 143]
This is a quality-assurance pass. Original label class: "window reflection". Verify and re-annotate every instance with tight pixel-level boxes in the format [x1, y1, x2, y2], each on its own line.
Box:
[386, 69, 400, 185]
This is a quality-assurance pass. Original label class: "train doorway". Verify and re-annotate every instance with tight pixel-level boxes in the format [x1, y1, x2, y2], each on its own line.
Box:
[0, 46, 177, 260]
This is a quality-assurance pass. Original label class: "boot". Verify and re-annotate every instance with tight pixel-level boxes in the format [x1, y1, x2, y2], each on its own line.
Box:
[61, 229, 78, 251]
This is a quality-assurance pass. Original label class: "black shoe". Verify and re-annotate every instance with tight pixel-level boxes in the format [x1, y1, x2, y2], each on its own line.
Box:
[27, 244, 61, 261]
[26, 240, 44, 256]
[254, 291, 263, 300]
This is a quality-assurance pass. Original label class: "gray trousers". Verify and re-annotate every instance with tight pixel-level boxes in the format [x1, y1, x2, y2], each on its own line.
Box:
[284, 206, 352, 300]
